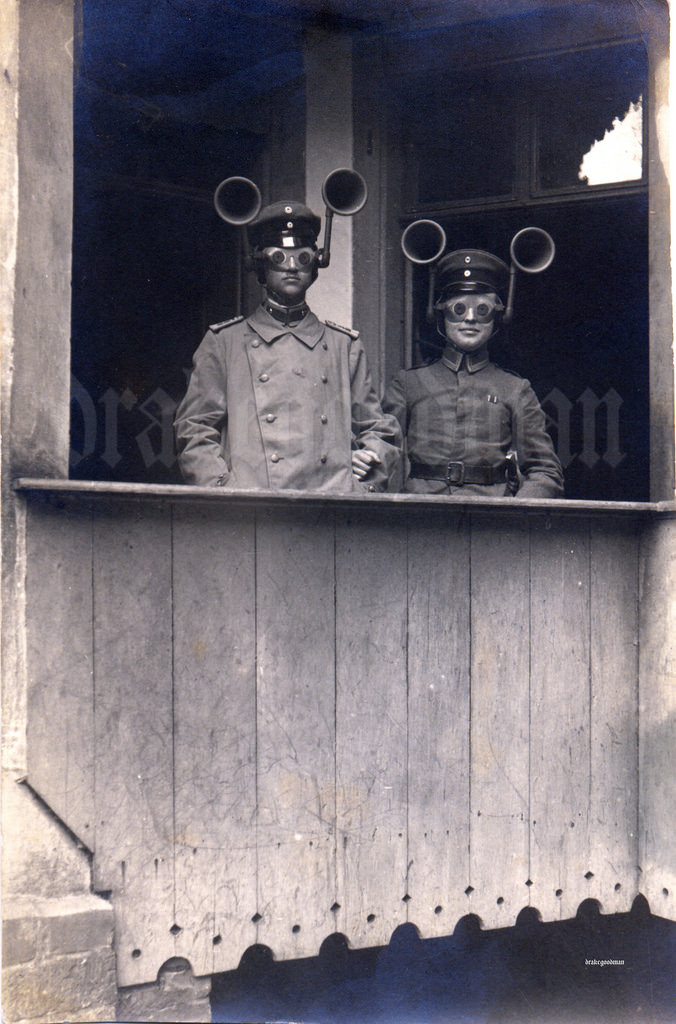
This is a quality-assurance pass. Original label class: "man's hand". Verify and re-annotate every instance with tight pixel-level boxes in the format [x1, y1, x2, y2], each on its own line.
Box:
[352, 448, 381, 480]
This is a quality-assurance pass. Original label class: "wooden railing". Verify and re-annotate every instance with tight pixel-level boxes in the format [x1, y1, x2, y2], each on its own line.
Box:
[16, 480, 675, 987]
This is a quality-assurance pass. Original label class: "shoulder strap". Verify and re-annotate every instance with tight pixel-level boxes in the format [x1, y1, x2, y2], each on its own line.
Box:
[324, 319, 359, 340]
[209, 315, 245, 332]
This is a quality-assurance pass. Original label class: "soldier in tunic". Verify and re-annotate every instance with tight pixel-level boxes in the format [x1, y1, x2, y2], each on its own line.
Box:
[174, 201, 401, 491]
[383, 249, 564, 497]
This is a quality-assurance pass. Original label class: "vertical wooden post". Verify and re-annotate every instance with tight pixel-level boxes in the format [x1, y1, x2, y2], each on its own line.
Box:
[639, 517, 676, 921]
[646, 5, 674, 500]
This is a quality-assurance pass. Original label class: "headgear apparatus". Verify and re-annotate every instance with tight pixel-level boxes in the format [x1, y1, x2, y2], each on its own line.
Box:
[247, 201, 322, 284]
[213, 168, 368, 303]
[400, 220, 555, 326]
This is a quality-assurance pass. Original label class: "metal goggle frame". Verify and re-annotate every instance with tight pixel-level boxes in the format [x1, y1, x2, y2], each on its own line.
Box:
[259, 246, 317, 269]
[437, 295, 505, 323]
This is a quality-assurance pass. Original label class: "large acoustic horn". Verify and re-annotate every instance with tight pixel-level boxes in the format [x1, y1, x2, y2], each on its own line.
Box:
[213, 176, 262, 274]
[401, 219, 447, 265]
[401, 219, 447, 323]
[504, 226, 555, 324]
[213, 176, 262, 226]
[317, 168, 368, 268]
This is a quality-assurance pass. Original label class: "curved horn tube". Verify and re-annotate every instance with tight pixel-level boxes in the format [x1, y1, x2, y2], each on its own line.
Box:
[504, 226, 556, 324]
[317, 168, 368, 268]
[401, 220, 447, 323]
[213, 177, 262, 280]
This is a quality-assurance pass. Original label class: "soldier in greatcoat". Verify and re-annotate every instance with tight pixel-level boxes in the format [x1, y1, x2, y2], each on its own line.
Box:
[383, 249, 564, 497]
[174, 201, 401, 491]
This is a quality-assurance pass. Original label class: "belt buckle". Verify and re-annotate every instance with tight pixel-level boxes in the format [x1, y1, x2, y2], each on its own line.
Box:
[446, 461, 465, 486]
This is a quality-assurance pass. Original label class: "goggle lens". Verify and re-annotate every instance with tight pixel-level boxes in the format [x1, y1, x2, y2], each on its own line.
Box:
[263, 247, 315, 269]
[443, 297, 501, 323]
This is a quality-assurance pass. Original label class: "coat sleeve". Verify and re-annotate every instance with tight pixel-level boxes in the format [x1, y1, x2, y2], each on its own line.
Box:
[174, 331, 231, 486]
[381, 373, 410, 492]
[348, 336, 403, 491]
[381, 372, 411, 439]
[512, 378, 565, 498]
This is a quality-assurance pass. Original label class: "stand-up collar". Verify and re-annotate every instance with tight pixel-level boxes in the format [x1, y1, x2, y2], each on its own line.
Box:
[264, 299, 309, 324]
[442, 345, 490, 373]
[247, 303, 326, 349]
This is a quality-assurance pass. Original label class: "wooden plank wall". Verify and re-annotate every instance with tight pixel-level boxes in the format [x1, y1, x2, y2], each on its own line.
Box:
[24, 493, 669, 988]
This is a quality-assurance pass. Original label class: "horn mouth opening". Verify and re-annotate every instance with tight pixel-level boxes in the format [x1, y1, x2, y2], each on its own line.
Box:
[510, 226, 555, 274]
[214, 177, 262, 226]
[321, 168, 368, 216]
[401, 219, 447, 265]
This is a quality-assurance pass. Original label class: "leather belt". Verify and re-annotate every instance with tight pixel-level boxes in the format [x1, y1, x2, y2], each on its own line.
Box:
[409, 460, 508, 487]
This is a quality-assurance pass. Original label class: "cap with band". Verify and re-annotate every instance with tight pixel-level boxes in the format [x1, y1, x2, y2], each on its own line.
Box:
[436, 249, 509, 299]
[248, 201, 321, 249]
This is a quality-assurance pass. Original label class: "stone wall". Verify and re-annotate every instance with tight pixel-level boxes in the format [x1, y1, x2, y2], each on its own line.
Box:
[1, 773, 117, 1023]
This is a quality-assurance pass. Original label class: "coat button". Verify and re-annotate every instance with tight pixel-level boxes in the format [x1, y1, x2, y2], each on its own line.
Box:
[321, 374, 328, 383]
[265, 413, 276, 423]
[251, 339, 260, 348]
[320, 454, 328, 463]
[259, 373, 270, 382]
[270, 453, 280, 463]
[320, 414, 328, 424]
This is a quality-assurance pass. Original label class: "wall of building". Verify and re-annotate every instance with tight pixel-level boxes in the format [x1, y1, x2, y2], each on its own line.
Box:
[1, 3, 117, 1021]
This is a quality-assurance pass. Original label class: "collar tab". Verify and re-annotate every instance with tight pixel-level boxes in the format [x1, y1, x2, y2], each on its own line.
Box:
[442, 346, 490, 373]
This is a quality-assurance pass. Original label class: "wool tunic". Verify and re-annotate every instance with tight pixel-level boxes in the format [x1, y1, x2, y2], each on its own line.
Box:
[383, 347, 564, 497]
[175, 304, 401, 491]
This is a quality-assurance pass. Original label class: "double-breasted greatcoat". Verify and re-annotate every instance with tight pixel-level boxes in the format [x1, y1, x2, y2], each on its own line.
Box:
[174, 304, 401, 491]
[383, 347, 564, 497]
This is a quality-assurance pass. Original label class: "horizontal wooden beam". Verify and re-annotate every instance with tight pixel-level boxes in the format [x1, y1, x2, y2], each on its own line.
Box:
[14, 478, 675, 520]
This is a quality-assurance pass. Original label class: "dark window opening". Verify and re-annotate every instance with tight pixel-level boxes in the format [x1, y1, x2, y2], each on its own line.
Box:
[397, 41, 647, 212]
[70, 0, 305, 484]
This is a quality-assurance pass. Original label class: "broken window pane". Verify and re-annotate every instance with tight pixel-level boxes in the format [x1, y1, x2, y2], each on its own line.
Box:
[535, 43, 646, 192]
[578, 98, 642, 185]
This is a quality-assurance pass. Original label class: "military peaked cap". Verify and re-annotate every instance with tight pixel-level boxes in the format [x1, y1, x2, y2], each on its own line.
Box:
[249, 201, 321, 249]
[436, 249, 509, 298]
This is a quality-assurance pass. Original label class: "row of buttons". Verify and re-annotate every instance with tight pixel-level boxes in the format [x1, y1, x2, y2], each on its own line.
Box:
[262, 412, 329, 425]
[261, 402, 330, 466]
[269, 453, 329, 464]
[254, 341, 330, 468]
[250, 339, 330, 350]
[258, 373, 329, 383]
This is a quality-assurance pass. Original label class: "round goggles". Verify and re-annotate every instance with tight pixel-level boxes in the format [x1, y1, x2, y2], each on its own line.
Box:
[440, 295, 504, 323]
[261, 246, 316, 269]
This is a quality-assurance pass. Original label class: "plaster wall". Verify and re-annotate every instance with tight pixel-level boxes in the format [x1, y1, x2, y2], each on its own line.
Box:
[304, 29, 354, 330]
[1, 4, 117, 1021]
